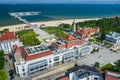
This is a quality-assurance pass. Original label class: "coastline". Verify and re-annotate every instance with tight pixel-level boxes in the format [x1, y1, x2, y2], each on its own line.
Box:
[32, 18, 101, 26]
[0, 18, 101, 31]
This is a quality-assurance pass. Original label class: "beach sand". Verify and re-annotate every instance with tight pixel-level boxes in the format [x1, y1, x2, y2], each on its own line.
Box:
[32, 18, 101, 26]
[0, 18, 101, 31]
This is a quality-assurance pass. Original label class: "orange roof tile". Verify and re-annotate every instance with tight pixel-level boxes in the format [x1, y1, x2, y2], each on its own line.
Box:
[59, 76, 69, 80]
[0, 32, 17, 42]
[13, 45, 18, 51]
[22, 49, 53, 61]
[24, 26, 30, 28]
[64, 34, 77, 41]
[40, 24, 46, 26]
[13, 45, 21, 53]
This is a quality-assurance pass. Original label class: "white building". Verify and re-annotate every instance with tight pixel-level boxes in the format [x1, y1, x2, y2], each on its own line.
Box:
[13, 34, 93, 78]
[68, 65, 103, 80]
[105, 32, 120, 46]
[0, 32, 19, 54]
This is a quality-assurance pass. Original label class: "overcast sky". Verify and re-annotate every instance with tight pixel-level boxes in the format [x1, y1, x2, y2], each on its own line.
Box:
[0, 0, 120, 4]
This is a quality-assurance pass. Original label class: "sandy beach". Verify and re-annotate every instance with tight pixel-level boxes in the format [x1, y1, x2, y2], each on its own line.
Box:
[32, 18, 101, 26]
[0, 18, 101, 31]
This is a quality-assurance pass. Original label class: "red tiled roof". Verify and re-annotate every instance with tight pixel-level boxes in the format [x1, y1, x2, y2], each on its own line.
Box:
[40, 24, 46, 26]
[59, 76, 69, 80]
[0, 32, 17, 42]
[22, 49, 53, 61]
[52, 42, 66, 49]
[64, 34, 77, 42]
[66, 40, 84, 48]
[24, 26, 30, 28]
[76, 27, 98, 38]
[105, 70, 120, 80]
[13, 45, 21, 53]
[13, 45, 18, 51]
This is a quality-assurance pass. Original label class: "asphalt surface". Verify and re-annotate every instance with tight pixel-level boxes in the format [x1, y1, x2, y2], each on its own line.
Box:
[76, 43, 120, 67]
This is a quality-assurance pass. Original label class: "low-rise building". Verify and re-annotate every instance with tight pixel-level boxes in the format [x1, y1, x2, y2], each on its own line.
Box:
[105, 32, 120, 46]
[66, 65, 103, 80]
[76, 27, 99, 39]
[0, 32, 19, 54]
[13, 34, 93, 78]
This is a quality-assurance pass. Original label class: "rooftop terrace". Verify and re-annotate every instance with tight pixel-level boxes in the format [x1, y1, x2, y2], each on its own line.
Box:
[24, 45, 49, 55]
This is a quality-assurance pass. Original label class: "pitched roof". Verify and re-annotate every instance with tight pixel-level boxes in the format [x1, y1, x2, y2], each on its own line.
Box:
[40, 24, 46, 26]
[22, 49, 53, 61]
[0, 32, 17, 42]
[24, 26, 30, 28]
[13, 45, 21, 53]
[13, 45, 18, 51]
[64, 34, 77, 42]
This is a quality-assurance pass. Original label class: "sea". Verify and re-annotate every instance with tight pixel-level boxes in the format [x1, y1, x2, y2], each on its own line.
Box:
[0, 4, 120, 26]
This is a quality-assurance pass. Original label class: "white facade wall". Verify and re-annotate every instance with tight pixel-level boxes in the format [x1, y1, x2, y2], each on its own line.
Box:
[0, 39, 19, 54]
[69, 72, 100, 80]
[14, 45, 93, 78]
[79, 45, 93, 57]
[15, 54, 54, 78]
[79, 75, 100, 80]
[105, 32, 120, 47]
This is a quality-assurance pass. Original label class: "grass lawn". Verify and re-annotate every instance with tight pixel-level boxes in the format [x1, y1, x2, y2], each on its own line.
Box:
[16, 29, 41, 46]
[42, 27, 68, 38]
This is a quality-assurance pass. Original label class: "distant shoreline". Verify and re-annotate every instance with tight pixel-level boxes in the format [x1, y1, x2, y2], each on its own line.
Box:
[0, 18, 102, 31]
[0, 18, 101, 31]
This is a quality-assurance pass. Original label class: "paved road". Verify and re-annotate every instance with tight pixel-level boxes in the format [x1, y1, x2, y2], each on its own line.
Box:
[76, 44, 120, 67]
[32, 27, 54, 46]
[4, 56, 20, 80]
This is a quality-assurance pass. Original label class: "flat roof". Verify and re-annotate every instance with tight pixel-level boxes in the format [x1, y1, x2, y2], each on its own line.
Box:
[106, 32, 120, 40]
[22, 45, 53, 61]
[24, 45, 49, 55]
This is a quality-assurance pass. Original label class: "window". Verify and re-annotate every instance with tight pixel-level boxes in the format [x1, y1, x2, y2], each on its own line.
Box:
[49, 58, 51, 63]
[35, 66, 39, 70]
[30, 68, 34, 71]
[22, 69, 25, 71]
[23, 73, 25, 75]
[54, 56, 59, 61]
[49, 60, 51, 63]
[94, 77, 98, 80]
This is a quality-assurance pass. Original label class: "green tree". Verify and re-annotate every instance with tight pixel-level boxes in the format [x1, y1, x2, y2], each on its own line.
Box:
[0, 50, 4, 56]
[88, 39, 94, 42]
[58, 23, 72, 30]
[0, 50, 5, 69]
[100, 64, 113, 71]
[0, 57, 5, 69]
[94, 62, 100, 68]
[0, 69, 7, 80]
[76, 17, 120, 39]
[16, 29, 41, 46]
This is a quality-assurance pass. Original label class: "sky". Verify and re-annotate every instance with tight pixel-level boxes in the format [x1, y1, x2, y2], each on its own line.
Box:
[0, 0, 120, 4]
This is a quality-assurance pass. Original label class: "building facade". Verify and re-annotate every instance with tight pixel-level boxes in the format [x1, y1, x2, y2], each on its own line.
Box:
[13, 34, 93, 78]
[76, 27, 99, 39]
[0, 32, 19, 54]
[105, 32, 120, 46]
[67, 65, 103, 80]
